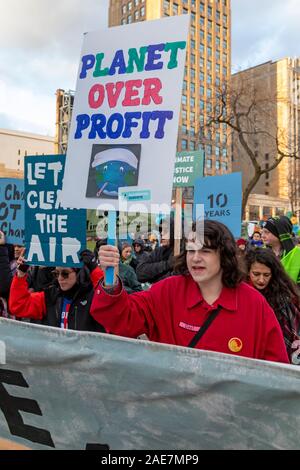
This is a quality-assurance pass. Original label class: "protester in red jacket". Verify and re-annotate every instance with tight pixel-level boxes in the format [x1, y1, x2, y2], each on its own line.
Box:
[90, 220, 289, 363]
[9, 250, 104, 332]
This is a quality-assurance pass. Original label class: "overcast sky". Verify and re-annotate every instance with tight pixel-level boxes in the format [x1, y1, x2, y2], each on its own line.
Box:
[0, 0, 299, 137]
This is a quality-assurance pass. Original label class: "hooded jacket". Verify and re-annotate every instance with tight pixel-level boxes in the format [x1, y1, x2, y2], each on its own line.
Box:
[9, 267, 105, 332]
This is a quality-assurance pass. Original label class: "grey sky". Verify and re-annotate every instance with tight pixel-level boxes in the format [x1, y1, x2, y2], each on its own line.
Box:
[0, 0, 299, 136]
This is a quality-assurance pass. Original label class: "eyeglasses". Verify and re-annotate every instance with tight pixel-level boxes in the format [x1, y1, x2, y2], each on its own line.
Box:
[52, 270, 74, 279]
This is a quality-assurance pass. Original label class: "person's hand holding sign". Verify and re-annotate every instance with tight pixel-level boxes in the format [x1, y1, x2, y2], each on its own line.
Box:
[0, 231, 5, 245]
[98, 245, 119, 287]
[16, 247, 29, 277]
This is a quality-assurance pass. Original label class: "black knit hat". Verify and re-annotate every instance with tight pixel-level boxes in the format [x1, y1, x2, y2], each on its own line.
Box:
[263, 216, 294, 252]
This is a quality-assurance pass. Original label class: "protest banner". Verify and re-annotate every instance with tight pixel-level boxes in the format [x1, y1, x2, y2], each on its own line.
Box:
[61, 15, 189, 214]
[0, 318, 299, 450]
[193, 172, 242, 237]
[25, 155, 86, 267]
[0, 178, 24, 244]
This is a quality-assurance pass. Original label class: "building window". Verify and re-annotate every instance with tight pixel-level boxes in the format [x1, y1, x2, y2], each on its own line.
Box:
[122, 5, 127, 14]
[182, 109, 187, 120]
[190, 82, 195, 93]
[216, 160, 220, 170]
[140, 6, 145, 16]
[134, 10, 139, 20]
[163, 0, 169, 8]
[121, 18, 126, 24]
[190, 141, 195, 150]
[190, 112, 195, 122]
[182, 94, 187, 105]
[206, 145, 212, 155]
[206, 159, 212, 169]
[134, 0, 139, 5]
[190, 97, 195, 107]
[128, 1, 132, 11]
[173, 3, 178, 14]
[200, 16, 205, 26]
[200, 2, 205, 13]
[200, 85, 204, 95]
[182, 139, 188, 150]
[207, 88, 212, 98]
[207, 46, 212, 56]
[208, 6, 212, 16]
[127, 14, 132, 23]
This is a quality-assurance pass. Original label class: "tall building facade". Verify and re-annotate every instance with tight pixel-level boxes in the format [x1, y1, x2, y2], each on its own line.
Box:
[0, 129, 55, 179]
[109, 0, 232, 175]
[232, 58, 300, 214]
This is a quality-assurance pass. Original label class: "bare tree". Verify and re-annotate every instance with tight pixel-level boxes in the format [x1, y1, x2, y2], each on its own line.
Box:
[199, 77, 300, 218]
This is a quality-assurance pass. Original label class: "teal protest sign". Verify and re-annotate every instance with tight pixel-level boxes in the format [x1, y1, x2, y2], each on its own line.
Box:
[0, 318, 299, 450]
[0, 178, 24, 244]
[193, 172, 242, 237]
[173, 150, 204, 187]
[25, 155, 86, 267]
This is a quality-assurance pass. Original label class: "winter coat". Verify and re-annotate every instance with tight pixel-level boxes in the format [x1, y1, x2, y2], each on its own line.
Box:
[136, 246, 174, 284]
[9, 267, 105, 332]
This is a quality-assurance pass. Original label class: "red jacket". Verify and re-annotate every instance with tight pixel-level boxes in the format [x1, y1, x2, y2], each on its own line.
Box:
[91, 275, 289, 363]
[9, 268, 103, 326]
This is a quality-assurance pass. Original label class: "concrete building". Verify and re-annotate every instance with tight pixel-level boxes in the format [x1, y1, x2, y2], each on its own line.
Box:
[232, 58, 300, 214]
[109, 0, 232, 176]
[0, 128, 55, 179]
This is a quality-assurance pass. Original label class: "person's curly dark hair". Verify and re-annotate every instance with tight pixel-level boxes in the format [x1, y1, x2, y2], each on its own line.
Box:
[244, 248, 300, 310]
[173, 220, 243, 288]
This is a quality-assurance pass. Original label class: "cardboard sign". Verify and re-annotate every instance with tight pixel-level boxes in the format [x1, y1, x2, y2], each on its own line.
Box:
[0, 178, 24, 244]
[25, 155, 86, 267]
[61, 15, 189, 214]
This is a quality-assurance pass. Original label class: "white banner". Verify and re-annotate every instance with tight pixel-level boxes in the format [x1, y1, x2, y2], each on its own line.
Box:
[0, 318, 299, 450]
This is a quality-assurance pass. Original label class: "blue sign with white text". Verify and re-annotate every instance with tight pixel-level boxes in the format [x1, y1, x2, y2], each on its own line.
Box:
[25, 155, 86, 267]
[193, 173, 242, 237]
[0, 178, 24, 245]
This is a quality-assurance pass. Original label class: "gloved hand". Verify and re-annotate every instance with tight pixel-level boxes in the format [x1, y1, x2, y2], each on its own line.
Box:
[80, 249, 98, 272]
[17, 262, 30, 273]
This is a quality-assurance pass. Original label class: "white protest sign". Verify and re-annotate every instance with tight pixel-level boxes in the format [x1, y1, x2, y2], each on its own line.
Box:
[61, 15, 189, 214]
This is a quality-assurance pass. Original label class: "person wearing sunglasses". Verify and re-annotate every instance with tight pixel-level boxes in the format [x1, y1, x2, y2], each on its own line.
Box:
[8, 249, 105, 332]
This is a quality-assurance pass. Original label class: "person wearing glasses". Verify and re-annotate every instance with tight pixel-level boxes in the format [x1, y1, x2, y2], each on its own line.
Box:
[90, 220, 289, 363]
[8, 249, 105, 332]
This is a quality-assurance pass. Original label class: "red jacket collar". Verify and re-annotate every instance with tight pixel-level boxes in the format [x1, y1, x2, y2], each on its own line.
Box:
[186, 275, 238, 312]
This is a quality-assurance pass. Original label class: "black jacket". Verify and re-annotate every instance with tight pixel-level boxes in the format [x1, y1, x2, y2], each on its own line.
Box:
[41, 269, 105, 332]
[136, 246, 174, 284]
[0, 245, 12, 298]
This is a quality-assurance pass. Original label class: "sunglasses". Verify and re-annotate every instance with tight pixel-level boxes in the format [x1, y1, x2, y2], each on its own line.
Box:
[52, 270, 74, 279]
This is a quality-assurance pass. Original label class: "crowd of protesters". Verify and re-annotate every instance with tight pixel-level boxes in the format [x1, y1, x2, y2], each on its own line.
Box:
[1, 214, 300, 365]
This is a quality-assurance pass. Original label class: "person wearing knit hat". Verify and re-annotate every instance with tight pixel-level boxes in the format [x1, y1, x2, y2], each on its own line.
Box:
[262, 216, 300, 285]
